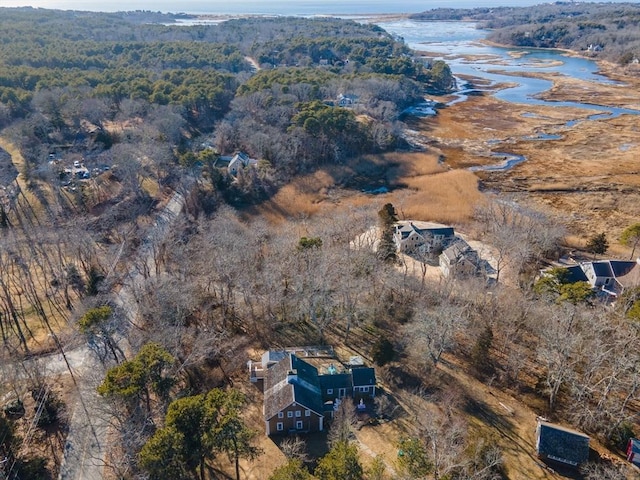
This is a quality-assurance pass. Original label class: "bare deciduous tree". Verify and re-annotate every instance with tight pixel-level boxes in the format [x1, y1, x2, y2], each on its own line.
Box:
[411, 302, 468, 367]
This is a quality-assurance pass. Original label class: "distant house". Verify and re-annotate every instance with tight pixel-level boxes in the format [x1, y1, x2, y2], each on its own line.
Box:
[536, 420, 590, 467]
[337, 93, 358, 107]
[582, 259, 640, 297]
[627, 438, 640, 467]
[227, 152, 257, 176]
[393, 222, 455, 256]
[251, 347, 376, 435]
[540, 259, 640, 300]
[216, 151, 257, 176]
[439, 240, 481, 277]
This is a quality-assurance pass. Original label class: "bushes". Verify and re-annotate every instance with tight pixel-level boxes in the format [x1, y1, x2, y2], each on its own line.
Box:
[371, 337, 395, 366]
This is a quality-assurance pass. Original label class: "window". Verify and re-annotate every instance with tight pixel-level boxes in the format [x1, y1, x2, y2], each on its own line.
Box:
[305, 410, 311, 417]
[277, 422, 283, 431]
[287, 411, 293, 418]
[295, 410, 301, 417]
[359, 387, 369, 392]
[278, 412, 283, 419]
[296, 421, 303, 430]
[327, 389, 333, 395]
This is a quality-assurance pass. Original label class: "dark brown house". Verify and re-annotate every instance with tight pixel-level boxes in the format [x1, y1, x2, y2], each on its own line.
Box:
[260, 350, 376, 435]
[263, 353, 325, 435]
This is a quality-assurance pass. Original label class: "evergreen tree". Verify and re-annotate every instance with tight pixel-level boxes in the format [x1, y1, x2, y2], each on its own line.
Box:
[269, 459, 315, 480]
[586, 232, 609, 257]
[471, 325, 494, 376]
[396, 437, 432, 478]
[377, 203, 398, 263]
[314, 441, 363, 480]
[371, 337, 395, 366]
[139, 388, 261, 480]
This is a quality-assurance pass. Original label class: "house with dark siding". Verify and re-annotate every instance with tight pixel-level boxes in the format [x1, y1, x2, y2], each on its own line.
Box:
[254, 348, 376, 435]
[263, 353, 325, 435]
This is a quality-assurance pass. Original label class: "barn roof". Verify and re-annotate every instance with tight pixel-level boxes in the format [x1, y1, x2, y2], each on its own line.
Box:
[537, 421, 589, 466]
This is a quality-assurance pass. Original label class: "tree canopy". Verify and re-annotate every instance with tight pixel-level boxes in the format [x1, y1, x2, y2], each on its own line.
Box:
[314, 441, 363, 480]
[586, 232, 609, 257]
[97, 342, 175, 413]
[620, 223, 640, 259]
[139, 388, 260, 480]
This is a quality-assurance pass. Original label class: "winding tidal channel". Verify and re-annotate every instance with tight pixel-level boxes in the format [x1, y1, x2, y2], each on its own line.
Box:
[375, 19, 640, 171]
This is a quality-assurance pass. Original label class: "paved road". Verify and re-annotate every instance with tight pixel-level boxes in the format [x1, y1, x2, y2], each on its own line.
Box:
[57, 191, 185, 480]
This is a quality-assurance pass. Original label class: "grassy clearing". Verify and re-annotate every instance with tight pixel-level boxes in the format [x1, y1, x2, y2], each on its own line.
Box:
[0, 137, 50, 223]
[391, 169, 484, 225]
[254, 151, 484, 226]
[254, 170, 336, 223]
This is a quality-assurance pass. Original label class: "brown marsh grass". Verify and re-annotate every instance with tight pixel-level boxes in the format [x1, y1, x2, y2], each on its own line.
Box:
[253, 151, 484, 226]
[391, 169, 484, 225]
[254, 170, 337, 223]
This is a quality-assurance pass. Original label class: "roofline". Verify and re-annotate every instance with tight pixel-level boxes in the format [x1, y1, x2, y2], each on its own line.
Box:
[538, 421, 590, 439]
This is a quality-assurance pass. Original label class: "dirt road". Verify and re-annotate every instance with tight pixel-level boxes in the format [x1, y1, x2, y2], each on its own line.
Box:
[57, 191, 185, 480]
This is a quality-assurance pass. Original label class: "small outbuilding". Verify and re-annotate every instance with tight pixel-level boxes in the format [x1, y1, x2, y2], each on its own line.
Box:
[536, 420, 590, 467]
[627, 438, 640, 467]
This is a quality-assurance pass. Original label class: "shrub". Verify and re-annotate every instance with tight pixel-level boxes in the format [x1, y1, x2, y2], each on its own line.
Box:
[371, 337, 395, 366]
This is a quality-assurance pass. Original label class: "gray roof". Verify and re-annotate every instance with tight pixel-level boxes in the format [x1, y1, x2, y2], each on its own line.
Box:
[441, 240, 477, 263]
[262, 350, 288, 365]
[610, 260, 637, 277]
[263, 354, 324, 420]
[395, 223, 455, 240]
[426, 227, 455, 237]
[537, 421, 589, 466]
[591, 261, 614, 278]
[564, 265, 588, 283]
[352, 367, 376, 387]
[319, 373, 352, 391]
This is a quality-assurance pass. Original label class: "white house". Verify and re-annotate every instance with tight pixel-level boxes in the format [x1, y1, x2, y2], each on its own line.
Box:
[393, 222, 455, 256]
[439, 240, 481, 277]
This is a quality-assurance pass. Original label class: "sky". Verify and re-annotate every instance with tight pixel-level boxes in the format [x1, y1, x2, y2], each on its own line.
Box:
[1, 0, 639, 15]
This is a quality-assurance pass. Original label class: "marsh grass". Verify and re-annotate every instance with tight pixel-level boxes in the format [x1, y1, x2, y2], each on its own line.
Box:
[254, 151, 484, 225]
[392, 169, 484, 225]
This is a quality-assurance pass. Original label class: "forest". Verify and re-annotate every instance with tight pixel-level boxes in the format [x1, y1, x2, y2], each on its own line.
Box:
[0, 6, 638, 480]
[410, 2, 640, 65]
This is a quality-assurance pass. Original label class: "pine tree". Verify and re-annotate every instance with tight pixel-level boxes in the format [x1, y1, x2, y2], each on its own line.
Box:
[377, 203, 398, 263]
[586, 232, 609, 258]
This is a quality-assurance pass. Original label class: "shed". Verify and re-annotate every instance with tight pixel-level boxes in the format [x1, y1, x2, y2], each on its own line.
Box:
[536, 420, 589, 467]
[627, 438, 640, 467]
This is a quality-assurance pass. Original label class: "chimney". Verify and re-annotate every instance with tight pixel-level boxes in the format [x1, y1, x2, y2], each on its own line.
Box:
[287, 370, 298, 384]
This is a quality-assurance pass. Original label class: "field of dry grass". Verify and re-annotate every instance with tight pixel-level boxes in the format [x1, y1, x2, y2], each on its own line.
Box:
[254, 151, 485, 228]
[421, 68, 640, 252]
[253, 60, 640, 256]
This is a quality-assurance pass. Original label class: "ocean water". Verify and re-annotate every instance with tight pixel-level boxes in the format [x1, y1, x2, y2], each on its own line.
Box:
[1, 0, 638, 14]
